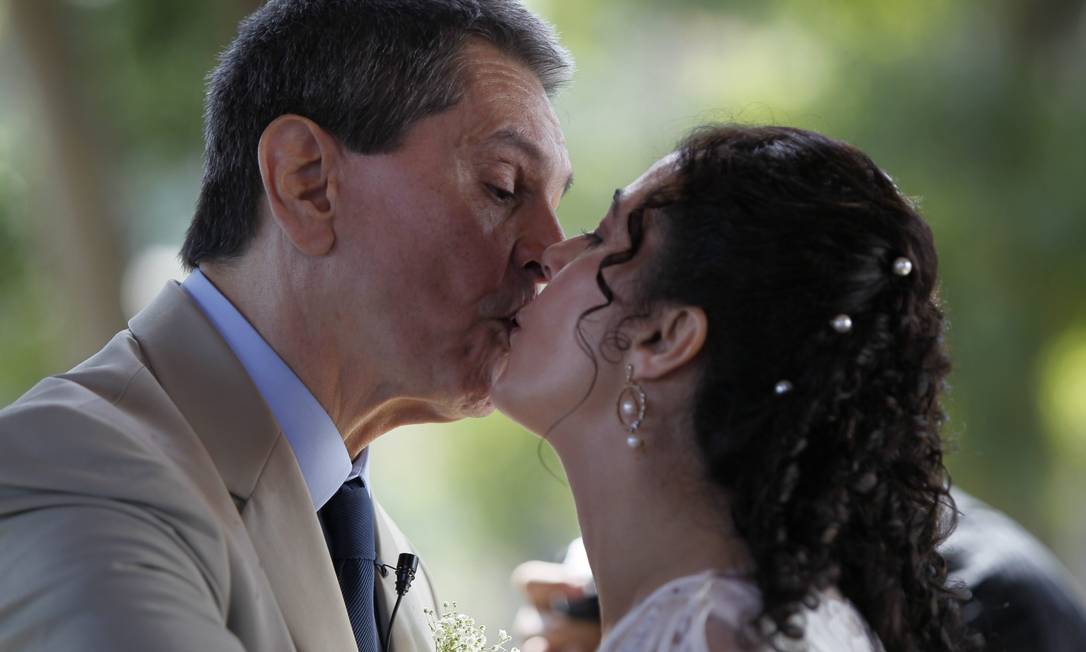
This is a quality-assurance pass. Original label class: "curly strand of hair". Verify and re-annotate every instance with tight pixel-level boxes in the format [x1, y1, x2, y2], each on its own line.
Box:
[541, 205, 651, 440]
[718, 236, 971, 650]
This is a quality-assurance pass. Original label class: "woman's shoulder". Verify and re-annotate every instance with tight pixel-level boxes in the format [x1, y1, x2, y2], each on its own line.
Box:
[599, 571, 755, 652]
[599, 571, 758, 652]
[601, 572, 883, 652]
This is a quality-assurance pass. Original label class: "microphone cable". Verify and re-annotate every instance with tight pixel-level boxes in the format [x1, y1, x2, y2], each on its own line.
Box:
[378, 553, 419, 652]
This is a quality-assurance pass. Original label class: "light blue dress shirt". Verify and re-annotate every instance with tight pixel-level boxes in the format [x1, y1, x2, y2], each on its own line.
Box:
[182, 269, 369, 510]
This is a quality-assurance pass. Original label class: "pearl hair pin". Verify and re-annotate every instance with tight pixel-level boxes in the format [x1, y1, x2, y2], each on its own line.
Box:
[831, 314, 853, 334]
[770, 257, 915, 397]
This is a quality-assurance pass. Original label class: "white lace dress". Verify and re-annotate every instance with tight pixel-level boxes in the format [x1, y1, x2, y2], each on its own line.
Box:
[598, 571, 884, 652]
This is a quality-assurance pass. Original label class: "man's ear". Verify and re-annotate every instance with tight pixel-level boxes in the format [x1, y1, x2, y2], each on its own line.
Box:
[627, 305, 708, 381]
[257, 114, 340, 256]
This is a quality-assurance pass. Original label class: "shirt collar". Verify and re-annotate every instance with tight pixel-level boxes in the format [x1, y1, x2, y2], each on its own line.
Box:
[182, 269, 368, 509]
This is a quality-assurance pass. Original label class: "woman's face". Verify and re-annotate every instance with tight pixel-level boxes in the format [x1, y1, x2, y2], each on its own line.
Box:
[492, 155, 678, 437]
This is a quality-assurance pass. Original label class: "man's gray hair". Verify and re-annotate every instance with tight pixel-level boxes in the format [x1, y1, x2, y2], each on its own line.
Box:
[182, 0, 573, 269]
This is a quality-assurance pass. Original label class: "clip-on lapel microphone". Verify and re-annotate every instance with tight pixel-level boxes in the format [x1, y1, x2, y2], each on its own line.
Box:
[376, 552, 419, 652]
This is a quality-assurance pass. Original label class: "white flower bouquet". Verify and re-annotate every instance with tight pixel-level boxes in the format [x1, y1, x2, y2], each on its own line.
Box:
[425, 602, 519, 652]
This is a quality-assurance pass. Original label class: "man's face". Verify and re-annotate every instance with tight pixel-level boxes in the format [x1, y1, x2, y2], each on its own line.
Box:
[333, 40, 572, 419]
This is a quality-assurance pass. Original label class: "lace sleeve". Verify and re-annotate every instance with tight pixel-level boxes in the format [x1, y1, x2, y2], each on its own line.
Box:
[802, 593, 884, 652]
[599, 573, 884, 652]
[693, 589, 883, 652]
[599, 573, 761, 652]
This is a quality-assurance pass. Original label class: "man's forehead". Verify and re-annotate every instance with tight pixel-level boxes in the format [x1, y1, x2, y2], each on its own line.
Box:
[454, 41, 572, 193]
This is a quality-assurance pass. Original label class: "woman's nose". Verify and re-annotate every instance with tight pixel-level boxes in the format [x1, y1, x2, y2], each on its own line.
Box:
[541, 237, 580, 281]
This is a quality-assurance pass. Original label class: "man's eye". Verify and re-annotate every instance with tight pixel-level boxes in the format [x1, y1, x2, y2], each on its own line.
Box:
[579, 229, 604, 248]
[486, 184, 516, 204]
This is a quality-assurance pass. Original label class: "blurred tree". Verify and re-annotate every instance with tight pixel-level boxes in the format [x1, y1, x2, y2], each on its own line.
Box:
[0, 137, 54, 400]
[1, 0, 265, 368]
[8, 1, 126, 362]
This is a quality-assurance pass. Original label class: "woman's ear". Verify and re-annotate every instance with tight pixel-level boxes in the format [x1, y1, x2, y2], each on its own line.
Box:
[627, 305, 708, 380]
[257, 114, 341, 256]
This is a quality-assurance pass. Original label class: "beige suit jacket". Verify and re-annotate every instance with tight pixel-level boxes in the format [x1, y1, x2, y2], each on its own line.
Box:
[0, 283, 438, 651]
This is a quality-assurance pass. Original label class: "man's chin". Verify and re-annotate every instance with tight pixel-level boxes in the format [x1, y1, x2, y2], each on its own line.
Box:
[448, 381, 496, 418]
[489, 347, 512, 383]
[445, 332, 513, 419]
[459, 398, 496, 419]
[453, 352, 509, 418]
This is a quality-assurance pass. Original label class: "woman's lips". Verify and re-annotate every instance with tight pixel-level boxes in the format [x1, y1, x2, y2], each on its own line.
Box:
[512, 308, 527, 332]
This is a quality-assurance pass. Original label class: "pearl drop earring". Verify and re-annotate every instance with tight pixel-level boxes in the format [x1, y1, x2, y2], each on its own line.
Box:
[617, 364, 647, 449]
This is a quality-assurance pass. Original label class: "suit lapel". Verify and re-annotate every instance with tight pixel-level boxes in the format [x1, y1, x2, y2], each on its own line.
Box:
[374, 500, 439, 652]
[129, 282, 356, 652]
[240, 438, 357, 652]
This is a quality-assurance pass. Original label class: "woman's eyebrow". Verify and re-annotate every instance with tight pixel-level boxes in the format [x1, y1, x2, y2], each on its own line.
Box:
[603, 188, 624, 228]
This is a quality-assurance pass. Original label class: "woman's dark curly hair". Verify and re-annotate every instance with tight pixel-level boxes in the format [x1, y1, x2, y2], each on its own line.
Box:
[585, 125, 976, 651]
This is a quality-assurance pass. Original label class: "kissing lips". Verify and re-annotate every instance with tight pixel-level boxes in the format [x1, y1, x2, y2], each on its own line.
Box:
[496, 314, 520, 350]
[500, 304, 529, 337]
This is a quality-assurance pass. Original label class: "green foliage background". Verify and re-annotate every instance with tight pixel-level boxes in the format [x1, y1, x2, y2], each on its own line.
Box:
[1, 0, 1084, 629]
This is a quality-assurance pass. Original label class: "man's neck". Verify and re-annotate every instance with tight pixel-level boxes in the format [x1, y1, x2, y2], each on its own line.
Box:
[199, 261, 436, 456]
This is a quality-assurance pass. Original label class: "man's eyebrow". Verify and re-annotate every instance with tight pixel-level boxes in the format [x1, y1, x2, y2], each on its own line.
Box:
[486, 129, 544, 161]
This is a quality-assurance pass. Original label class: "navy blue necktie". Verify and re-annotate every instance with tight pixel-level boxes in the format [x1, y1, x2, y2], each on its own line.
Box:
[320, 478, 381, 652]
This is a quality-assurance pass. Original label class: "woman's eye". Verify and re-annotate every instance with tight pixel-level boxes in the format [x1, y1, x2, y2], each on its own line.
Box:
[579, 229, 604, 248]
[486, 184, 516, 204]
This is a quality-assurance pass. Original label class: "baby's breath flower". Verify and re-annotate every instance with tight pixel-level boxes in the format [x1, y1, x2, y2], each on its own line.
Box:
[425, 602, 520, 652]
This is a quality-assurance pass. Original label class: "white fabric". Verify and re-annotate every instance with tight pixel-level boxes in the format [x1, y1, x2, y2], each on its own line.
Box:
[599, 571, 884, 652]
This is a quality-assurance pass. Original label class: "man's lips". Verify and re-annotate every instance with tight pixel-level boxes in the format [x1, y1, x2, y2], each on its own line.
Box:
[497, 313, 521, 336]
